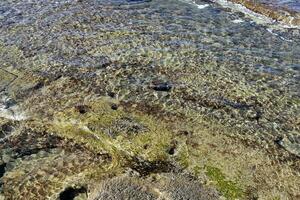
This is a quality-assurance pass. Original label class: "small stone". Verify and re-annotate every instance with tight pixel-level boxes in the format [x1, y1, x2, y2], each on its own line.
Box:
[0, 163, 6, 178]
[107, 91, 116, 98]
[74, 105, 90, 114]
[111, 104, 118, 110]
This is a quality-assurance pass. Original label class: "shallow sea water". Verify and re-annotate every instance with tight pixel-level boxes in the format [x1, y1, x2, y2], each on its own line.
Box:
[0, 0, 299, 199]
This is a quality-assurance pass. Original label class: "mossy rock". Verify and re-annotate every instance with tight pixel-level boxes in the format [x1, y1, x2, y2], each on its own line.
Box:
[50, 99, 173, 163]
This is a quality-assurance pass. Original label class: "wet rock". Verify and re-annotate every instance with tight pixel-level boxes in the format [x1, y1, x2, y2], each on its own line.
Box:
[59, 186, 87, 200]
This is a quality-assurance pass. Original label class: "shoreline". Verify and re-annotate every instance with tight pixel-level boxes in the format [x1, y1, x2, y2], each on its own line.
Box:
[227, 0, 300, 27]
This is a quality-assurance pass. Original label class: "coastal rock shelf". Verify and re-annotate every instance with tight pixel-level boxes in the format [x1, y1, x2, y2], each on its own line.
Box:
[0, 0, 299, 199]
[228, 0, 300, 26]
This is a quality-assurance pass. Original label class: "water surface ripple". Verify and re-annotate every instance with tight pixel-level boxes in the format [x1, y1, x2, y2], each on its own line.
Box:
[0, 0, 299, 198]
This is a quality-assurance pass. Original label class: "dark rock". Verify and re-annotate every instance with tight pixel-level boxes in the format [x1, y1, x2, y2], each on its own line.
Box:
[59, 186, 87, 200]
[151, 82, 172, 92]
[0, 163, 6, 179]
[107, 91, 116, 98]
[167, 140, 178, 155]
[31, 81, 45, 91]
[168, 146, 176, 155]
[274, 136, 284, 147]
[111, 103, 118, 110]
[1, 123, 13, 133]
[75, 105, 90, 114]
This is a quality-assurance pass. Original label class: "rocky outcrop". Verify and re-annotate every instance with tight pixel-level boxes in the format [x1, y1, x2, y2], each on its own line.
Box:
[228, 0, 300, 26]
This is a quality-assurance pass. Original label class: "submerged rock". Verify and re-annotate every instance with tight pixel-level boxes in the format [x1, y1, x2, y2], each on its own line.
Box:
[0, 0, 299, 199]
[151, 82, 173, 92]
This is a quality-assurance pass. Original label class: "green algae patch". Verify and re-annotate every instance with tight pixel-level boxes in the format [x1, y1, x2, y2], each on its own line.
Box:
[206, 166, 244, 199]
[175, 145, 190, 169]
[50, 99, 173, 165]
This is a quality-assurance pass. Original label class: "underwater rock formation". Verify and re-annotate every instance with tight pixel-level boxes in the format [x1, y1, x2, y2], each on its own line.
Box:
[0, 0, 299, 199]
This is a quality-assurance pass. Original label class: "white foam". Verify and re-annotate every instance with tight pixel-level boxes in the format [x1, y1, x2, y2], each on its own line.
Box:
[0, 94, 28, 121]
[267, 28, 293, 42]
[197, 4, 209, 9]
[180, 0, 210, 9]
[0, 107, 28, 121]
[232, 19, 244, 23]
